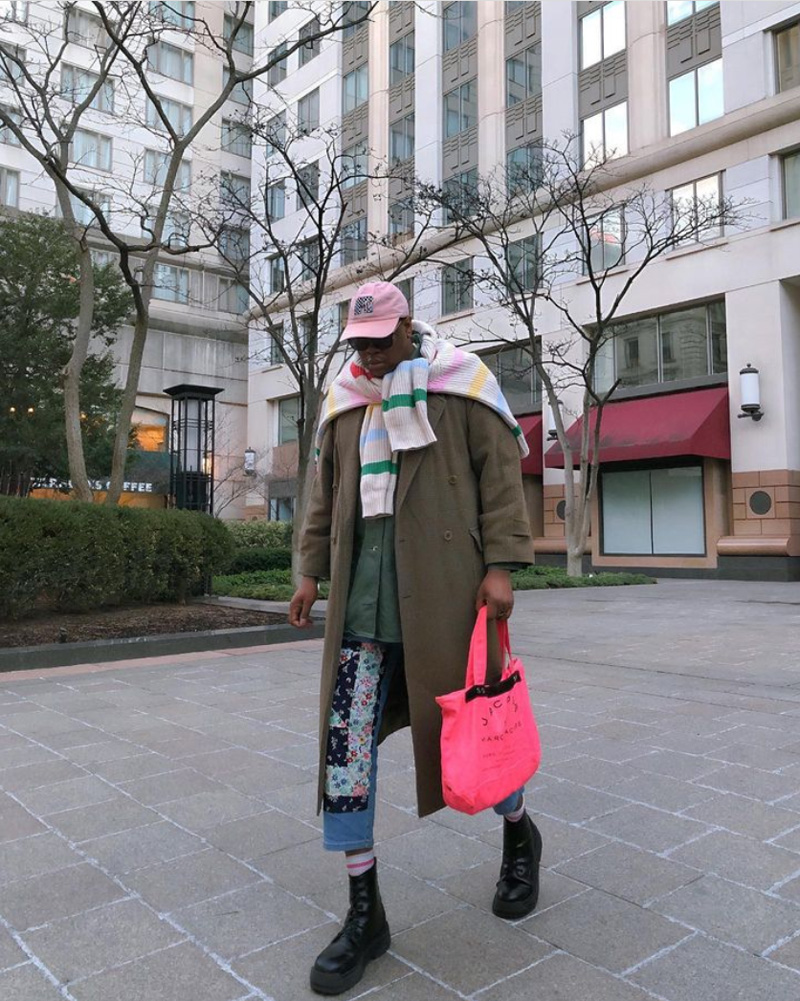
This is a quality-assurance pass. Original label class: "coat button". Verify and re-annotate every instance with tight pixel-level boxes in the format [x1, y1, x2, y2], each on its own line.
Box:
[448, 475, 457, 484]
[443, 530, 453, 541]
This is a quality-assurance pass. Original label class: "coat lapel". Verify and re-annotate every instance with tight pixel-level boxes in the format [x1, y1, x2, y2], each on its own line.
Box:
[395, 394, 447, 512]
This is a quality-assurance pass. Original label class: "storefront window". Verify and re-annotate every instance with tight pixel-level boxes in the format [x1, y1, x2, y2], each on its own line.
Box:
[602, 465, 705, 555]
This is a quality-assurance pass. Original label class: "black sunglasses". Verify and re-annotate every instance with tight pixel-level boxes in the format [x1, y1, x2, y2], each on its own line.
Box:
[350, 330, 396, 353]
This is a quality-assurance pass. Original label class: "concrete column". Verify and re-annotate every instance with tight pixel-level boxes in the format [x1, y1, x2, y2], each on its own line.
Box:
[477, 1, 506, 177]
[368, 3, 390, 237]
[541, 0, 577, 140]
[414, 1, 443, 188]
[626, 0, 668, 153]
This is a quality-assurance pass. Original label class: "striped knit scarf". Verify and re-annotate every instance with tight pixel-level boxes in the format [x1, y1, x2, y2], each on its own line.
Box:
[317, 322, 530, 518]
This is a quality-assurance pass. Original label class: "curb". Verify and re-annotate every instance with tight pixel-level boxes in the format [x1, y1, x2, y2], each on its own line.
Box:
[0, 618, 326, 674]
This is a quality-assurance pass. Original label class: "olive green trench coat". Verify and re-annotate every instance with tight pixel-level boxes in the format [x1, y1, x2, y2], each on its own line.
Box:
[299, 394, 535, 818]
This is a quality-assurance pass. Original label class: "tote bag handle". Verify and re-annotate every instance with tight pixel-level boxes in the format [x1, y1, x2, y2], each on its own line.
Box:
[466, 605, 514, 689]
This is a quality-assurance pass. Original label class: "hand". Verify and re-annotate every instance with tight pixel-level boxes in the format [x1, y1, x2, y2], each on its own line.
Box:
[288, 576, 318, 629]
[475, 568, 514, 621]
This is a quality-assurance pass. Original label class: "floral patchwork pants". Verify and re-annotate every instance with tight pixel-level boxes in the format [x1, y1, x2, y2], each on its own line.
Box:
[322, 639, 524, 852]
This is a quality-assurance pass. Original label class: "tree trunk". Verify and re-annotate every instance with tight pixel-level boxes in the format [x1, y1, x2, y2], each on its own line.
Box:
[105, 267, 154, 506]
[291, 420, 317, 587]
[62, 241, 95, 504]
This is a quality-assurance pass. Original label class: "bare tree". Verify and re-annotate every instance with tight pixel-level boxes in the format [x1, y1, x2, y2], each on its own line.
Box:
[0, 0, 376, 505]
[418, 136, 740, 576]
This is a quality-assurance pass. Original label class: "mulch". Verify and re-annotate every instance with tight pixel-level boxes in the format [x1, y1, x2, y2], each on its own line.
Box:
[0, 603, 288, 649]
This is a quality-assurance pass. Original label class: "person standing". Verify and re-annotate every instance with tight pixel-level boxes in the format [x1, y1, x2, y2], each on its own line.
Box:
[289, 281, 541, 996]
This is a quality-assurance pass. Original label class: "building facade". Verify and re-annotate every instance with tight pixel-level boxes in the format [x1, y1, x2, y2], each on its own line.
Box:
[250, 0, 800, 581]
[0, 1, 253, 516]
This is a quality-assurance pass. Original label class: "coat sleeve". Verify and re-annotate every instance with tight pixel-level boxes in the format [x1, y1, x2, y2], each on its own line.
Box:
[298, 425, 335, 580]
[466, 402, 535, 567]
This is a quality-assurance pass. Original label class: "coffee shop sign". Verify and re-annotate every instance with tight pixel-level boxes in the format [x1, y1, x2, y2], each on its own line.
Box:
[34, 478, 157, 493]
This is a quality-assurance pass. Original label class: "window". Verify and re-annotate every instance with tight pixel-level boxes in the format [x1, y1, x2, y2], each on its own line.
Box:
[666, 0, 717, 26]
[269, 0, 287, 19]
[669, 59, 723, 135]
[221, 171, 250, 209]
[485, 346, 542, 412]
[278, 396, 300, 444]
[62, 65, 114, 113]
[582, 101, 628, 165]
[153, 263, 190, 303]
[389, 199, 414, 243]
[150, 2, 195, 29]
[300, 17, 321, 66]
[141, 206, 190, 246]
[390, 33, 414, 86]
[65, 8, 107, 48]
[298, 88, 320, 133]
[222, 118, 251, 157]
[298, 238, 319, 280]
[584, 208, 624, 272]
[342, 1, 370, 39]
[265, 111, 286, 151]
[268, 43, 288, 85]
[269, 496, 295, 522]
[147, 41, 193, 84]
[91, 249, 115, 269]
[506, 144, 543, 196]
[0, 105, 20, 145]
[224, 69, 253, 105]
[297, 161, 319, 210]
[342, 216, 367, 264]
[343, 65, 368, 113]
[268, 254, 284, 294]
[580, 1, 625, 70]
[507, 235, 540, 291]
[59, 188, 110, 226]
[220, 227, 250, 263]
[670, 173, 722, 240]
[1, 2, 27, 23]
[442, 258, 473, 315]
[506, 43, 541, 106]
[443, 2, 477, 52]
[146, 96, 192, 135]
[71, 129, 113, 172]
[396, 277, 414, 313]
[784, 150, 800, 219]
[268, 322, 284, 363]
[443, 168, 479, 222]
[0, 165, 18, 207]
[600, 300, 726, 391]
[267, 179, 285, 219]
[0, 43, 23, 83]
[143, 151, 191, 191]
[389, 113, 414, 164]
[776, 22, 800, 93]
[224, 14, 254, 55]
[602, 466, 706, 555]
[219, 278, 249, 313]
[341, 140, 368, 188]
[444, 80, 476, 138]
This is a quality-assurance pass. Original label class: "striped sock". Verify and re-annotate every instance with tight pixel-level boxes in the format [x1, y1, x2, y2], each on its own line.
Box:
[345, 849, 375, 878]
[504, 798, 526, 824]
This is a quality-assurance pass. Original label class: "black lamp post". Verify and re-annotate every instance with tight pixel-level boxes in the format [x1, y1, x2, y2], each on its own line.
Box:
[164, 384, 223, 515]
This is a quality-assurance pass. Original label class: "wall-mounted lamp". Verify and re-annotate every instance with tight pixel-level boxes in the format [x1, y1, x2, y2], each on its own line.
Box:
[244, 447, 256, 476]
[738, 364, 764, 422]
[546, 399, 559, 440]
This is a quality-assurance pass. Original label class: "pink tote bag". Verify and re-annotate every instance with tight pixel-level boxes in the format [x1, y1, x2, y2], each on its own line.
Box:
[436, 606, 541, 815]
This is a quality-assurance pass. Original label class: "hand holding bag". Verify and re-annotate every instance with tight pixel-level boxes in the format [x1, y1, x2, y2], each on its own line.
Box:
[436, 606, 541, 815]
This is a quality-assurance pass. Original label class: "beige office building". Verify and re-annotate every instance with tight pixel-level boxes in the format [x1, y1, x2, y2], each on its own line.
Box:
[250, 0, 800, 580]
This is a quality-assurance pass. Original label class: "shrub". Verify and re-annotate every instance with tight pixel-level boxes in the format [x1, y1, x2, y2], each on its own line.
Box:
[214, 569, 329, 602]
[0, 496, 235, 618]
[511, 566, 655, 589]
[225, 520, 293, 549]
[227, 546, 292, 574]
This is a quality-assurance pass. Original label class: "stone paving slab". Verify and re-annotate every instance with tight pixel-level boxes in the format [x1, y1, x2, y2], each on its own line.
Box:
[3, 580, 800, 1000]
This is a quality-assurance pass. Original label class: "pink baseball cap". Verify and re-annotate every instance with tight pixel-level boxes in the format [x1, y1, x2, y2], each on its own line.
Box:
[341, 281, 409, 341]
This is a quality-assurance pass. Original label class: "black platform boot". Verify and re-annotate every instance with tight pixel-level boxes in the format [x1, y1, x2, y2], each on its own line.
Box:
[492, 812, 542, 919]
[310, 863, 391, 995]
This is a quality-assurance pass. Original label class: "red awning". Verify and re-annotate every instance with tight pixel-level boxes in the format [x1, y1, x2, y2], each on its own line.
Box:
[545, 386, 730, 468]
[518, 414, 543, 475]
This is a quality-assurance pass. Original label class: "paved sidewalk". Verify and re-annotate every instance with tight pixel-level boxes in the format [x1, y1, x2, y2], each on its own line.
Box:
[3, 580, 800, 1000]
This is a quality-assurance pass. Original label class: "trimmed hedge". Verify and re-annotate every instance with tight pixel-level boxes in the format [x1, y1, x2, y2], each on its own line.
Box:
[0, 496, 235, 619]
[511, 566, 655, 589]
[225, 520, 293, 549]
[213, 569, 329, 602]
[227, 546, 292, 574]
